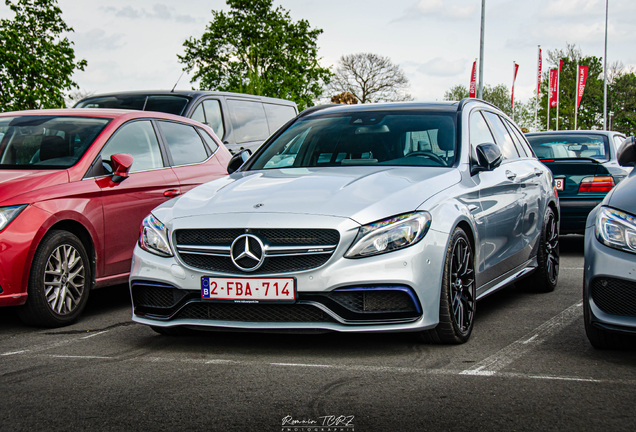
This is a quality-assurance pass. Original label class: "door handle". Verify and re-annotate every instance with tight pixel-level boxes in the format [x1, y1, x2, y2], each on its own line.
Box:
[164, 189, 181, 198]
[505, 170, 517, 181]
[534, 168, 543, 177]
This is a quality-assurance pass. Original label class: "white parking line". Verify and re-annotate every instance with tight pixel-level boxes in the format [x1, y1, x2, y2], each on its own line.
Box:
[0, 350, 29, 356]
[460, 302, 583, 376]
[49, 355, 112, 360]
[80, 330, 110, 339]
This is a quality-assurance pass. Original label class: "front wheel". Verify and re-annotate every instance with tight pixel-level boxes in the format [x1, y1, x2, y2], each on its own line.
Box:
[17, 230, 91, 328]
[419, 227, 476, 344]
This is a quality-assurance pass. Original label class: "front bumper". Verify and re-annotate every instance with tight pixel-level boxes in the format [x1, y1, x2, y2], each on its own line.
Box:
[584, 225, 636, 334]
[130, 213, 450, 333]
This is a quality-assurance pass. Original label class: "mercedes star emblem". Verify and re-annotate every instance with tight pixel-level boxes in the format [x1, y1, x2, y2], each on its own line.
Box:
[230, 234, 265, 272]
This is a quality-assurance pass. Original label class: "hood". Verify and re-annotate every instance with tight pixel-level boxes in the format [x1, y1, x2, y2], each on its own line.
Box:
[0, 169, 69, 205]
[157, 166, 461, 226]
[605, 169, 636, 215]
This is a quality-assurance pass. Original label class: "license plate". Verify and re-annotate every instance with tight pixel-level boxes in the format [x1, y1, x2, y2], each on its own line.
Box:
[201, 277, 296, 302]
[555, 178, 565, 191]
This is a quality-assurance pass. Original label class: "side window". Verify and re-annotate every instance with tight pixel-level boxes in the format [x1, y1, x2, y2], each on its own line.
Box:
[191, 104, 206, 124]
[614, 135, 626, 152]
[507, 120, 535, 157]
[198, 128, 219, 153]
[264, 103, 297, 133]
[470, 111, 496, 148]
[202, 100, 225, 140]
[226, 99, 269, 144]
[482, 112, 520, 160]
[100, 120, 164, 173]
[157, 121, 208, 166]
[503, 119, 528, 157]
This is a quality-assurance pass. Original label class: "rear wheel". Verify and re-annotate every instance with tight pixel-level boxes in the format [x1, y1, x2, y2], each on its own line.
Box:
[17, 230, 91, 328]
[420, 227, 476, 344]
[518, 207, 559, 292]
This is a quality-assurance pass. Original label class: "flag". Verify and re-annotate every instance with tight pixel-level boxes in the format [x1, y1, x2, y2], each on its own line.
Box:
[549, 69, 558, 108]
[576, 65, 589, 110]
[469, 60, 477, 98]
[511, 62, 519, 110]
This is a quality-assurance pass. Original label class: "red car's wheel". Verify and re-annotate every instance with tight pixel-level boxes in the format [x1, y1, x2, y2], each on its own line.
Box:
[17, 230, 91, 327]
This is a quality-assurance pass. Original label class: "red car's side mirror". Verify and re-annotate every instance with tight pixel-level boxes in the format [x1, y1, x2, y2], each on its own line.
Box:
[110, 153, 134, 182]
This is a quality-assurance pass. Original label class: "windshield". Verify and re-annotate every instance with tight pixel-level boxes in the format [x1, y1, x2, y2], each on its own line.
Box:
[249, 111, 457, 170]
[526, 134, 610, 161]
[0, 116, 111, 169]
[76, 95, 190, 116]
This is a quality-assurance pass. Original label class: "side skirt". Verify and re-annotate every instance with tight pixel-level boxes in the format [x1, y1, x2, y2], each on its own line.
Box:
[476, 257, 538, 301]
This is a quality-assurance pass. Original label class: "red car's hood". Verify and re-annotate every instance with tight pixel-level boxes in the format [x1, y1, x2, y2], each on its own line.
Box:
[0, 170, 69, 204]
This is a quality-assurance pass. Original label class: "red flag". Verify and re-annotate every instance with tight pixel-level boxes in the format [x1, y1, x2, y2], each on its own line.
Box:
[558, 59, 563, 74]
[469, 60, 477, 98]
[511, 62, 519, 110]
[549, 69, 558, 107]
[576, 65, 589, 110]
[536, 48, 542, 101]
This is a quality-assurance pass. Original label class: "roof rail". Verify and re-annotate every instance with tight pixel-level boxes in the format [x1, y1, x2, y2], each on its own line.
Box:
[458, 97, 500, 111]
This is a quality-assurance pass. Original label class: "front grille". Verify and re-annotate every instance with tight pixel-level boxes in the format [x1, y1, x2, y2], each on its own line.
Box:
[175, 228, 340, 275]
[132, 283, 187, 309]
[327, 290, 416, 313]
[176, 229, 339, 246]
[591, 277, 636, 317]
[176, 302, 337, 323]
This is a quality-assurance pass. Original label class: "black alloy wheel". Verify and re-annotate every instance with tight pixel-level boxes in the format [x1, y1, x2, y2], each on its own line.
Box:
[419, 227, 476, 344]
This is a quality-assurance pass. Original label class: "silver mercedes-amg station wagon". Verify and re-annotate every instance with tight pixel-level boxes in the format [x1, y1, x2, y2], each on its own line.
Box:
[130, 100, 560, 344]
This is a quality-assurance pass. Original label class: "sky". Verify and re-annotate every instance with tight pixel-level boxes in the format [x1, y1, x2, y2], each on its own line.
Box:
[2, 0, 635, 103]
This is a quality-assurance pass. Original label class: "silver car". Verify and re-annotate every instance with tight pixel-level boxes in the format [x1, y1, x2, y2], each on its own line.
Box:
[130, 100, 559, 344]
[584, 136, 636, 349]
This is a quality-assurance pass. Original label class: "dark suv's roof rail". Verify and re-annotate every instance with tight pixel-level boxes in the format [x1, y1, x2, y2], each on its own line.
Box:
[458, 97, 500, 112]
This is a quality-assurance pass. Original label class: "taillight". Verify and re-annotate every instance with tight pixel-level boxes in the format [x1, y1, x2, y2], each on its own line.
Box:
[578, 176, 615, 193]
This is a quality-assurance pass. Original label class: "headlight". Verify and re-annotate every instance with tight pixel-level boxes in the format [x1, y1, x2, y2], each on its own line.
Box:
[0, 205, 27, 231]
[139, 214, 173, 257]
[595, 206, 636, 254]
[345, 212, 432, 259]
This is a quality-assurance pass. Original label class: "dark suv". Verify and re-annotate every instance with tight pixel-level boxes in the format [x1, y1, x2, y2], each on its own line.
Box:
[75, 90, 298, 154]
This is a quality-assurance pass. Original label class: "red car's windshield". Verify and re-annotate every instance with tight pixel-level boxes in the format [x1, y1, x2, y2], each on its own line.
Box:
[0, 116, 110, 169]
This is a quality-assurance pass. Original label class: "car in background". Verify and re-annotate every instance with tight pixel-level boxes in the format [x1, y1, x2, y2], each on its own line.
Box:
[584, 136, 636, 349]
[74, 91, 298, 154]
[0, 109, 231, 327]
[129, 99, 559, 344]
[526, 130, 629, 234]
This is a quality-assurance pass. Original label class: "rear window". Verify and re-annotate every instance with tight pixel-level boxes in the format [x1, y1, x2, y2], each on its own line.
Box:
[76, 95, 190, 116]
[249, 111, 457, 170]
[0, 116, 110, 169]
[526, 134, 610, 161]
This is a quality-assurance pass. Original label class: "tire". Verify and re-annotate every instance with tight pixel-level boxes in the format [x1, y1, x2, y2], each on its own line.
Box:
[517, 207, 559, 293]
[419, 227, 476, 344]
[17, 230, 91, 328]
[584, 291, 633, 350]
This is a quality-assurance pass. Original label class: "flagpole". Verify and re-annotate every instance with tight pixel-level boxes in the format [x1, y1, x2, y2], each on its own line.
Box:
[575, 63, 579, 130]
[535, 45, 540, 131]
[512, 61, 515, 121]
[603, 0, 608, 130]
[547, 79, 550, 131]
[478, 0, 486, 99]
[556, 60, 561, 131]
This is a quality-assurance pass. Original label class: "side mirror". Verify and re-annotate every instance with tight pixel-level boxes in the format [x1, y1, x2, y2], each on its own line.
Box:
[618, 136, 636, 167]
[110, 153, 133, 182]
[471, 143, 502, 175]
[227, 149, 251, 174]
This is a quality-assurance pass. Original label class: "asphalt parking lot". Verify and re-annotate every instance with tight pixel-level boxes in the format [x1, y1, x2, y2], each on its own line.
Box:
[1, 235, 635, 432]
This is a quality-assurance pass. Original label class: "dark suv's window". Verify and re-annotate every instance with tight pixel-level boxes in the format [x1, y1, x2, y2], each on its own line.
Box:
[157, 121, 208, 166]
[264, 103, 297, 133]
[76, 95, 190, 116]
[191, 100, 225, 139]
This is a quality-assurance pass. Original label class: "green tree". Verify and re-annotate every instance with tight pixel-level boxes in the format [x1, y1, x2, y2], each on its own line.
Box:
[539, 44, 603, 131]
[608, 65, 636, 135]
[0, 0, 86, 111]
[178, 0, 332, 111]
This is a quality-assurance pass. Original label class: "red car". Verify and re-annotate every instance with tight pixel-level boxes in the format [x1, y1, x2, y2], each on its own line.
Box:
[0, 109, 231, 327]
